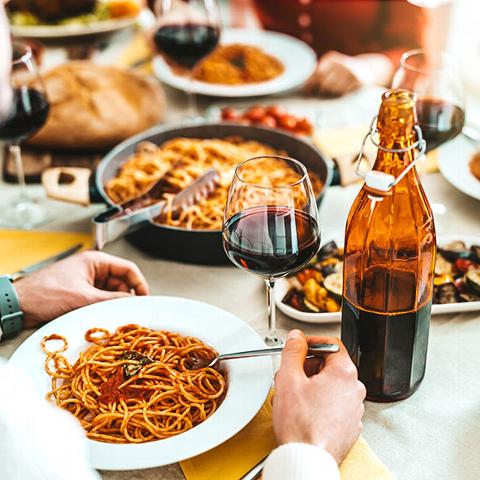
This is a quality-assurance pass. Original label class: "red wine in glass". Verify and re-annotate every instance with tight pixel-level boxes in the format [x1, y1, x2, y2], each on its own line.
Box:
[416, 97, 465, 152]
[223, 205, 320, 278]
[154, 23, 219, 69]
[0, 87, 49, 143]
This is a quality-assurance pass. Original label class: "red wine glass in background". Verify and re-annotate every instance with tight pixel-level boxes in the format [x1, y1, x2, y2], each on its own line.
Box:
[223, 156, 321, 346]
[0, 43, 49, 228]
[392, 49, 465, 152]
[154, 0, 220, 117]
[392, 49, 465, 222]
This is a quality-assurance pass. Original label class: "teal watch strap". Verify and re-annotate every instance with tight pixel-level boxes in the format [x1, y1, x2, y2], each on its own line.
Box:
[0, 274, 24, 340]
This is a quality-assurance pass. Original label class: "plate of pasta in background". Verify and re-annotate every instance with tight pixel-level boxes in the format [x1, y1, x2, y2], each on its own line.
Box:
[41, 123, 333, 264]
[8, 296, 273, 470]
[153, 28, 317, 97]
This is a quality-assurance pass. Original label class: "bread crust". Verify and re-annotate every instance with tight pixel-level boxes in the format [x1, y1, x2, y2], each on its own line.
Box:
[28, 62, 166, 150]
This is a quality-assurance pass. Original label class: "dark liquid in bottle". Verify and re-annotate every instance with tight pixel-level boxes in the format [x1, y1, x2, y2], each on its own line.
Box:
[223, 206, 320, 278]
[154, 23, 219, 69]
[416, 97, 465, 152]
[341, 266, 431, 402]
[0, 88, 49, 143]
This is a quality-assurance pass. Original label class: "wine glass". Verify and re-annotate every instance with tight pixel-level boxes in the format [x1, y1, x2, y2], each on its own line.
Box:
[392, 49, 465, 152]
[0, 43, 50, 229]
[392, 49, 465, 226]
[223, 155, 321, 346]
[154, 0, 221, 118]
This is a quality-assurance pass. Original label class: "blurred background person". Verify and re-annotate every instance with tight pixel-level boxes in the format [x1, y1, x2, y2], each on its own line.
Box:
[231, 0, 426, 96]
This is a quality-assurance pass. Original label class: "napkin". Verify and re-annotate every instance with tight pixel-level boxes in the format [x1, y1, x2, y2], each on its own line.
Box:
[115, 32, 154, 74]
[0, 230, 92, 274]
[180, 393, 395, 480]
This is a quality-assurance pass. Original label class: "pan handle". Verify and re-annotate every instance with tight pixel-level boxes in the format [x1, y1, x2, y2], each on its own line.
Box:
[41, 167, 92, 206]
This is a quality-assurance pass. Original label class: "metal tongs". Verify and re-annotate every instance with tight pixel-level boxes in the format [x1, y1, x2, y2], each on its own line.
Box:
[93, 168, 220, 250]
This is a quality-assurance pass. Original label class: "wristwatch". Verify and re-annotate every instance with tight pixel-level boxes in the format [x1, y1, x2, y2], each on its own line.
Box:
[0, 274, 24, 341]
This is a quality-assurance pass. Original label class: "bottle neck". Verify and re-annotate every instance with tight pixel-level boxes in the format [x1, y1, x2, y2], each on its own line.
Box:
[372, 90, 418, 177]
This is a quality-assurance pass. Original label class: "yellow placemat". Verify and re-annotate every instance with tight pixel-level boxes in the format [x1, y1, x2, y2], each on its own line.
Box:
[180, 393, 395, 480]
[0, 230, 92, 274]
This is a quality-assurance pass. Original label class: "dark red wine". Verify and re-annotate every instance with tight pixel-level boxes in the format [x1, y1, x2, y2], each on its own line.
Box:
[416, 97, 465, 152]
[223, 206, 320, 278]
[342, 268, 431, 402]
[154, 23, 219, 69]
[0, 88, 49, 143]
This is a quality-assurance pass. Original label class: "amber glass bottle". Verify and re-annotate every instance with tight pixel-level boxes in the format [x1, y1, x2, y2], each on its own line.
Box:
[341, 89, 436, 402]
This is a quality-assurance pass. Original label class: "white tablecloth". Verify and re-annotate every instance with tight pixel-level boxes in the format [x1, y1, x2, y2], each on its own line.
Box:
[0, 35, 479, 479]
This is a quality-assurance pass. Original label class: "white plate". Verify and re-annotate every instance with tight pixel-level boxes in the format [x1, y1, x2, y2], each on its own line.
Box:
[275, 235, 480, 324]
[10, 15, 138, 39]
[8, 296, 273, 471]
[153, 28, 317, 97]
[438, 135, 480, 201]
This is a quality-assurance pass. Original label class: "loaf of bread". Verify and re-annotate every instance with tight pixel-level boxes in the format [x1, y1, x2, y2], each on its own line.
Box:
[28, 62, 165, 150]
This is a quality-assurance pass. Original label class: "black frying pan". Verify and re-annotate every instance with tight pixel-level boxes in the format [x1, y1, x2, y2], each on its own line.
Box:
[42, 123, 334, 264]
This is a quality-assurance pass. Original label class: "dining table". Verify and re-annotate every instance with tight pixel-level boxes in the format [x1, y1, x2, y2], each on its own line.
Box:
[1, 27, 480, 480]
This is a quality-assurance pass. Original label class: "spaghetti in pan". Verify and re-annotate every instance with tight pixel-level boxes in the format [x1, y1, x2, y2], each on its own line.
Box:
[41, 324, 226, 444]
[104, 137, 324, 231]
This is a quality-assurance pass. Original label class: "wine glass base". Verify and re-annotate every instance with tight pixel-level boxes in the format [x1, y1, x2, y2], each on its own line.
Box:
[0, 197, 50, 229]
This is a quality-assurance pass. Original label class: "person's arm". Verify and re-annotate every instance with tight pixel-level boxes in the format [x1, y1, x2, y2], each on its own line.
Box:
[0, 359, 100, 479]
[263, 330, 366, 480]
[374, 0, 426, 70]
[305, 1, 426, 96]
[9, 250, 149, 332]
[0, 4, 12, 118]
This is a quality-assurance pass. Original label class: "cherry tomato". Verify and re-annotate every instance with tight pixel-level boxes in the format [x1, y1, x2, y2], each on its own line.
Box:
[245, 106, 267, 121]
[221, 107, 237, 121]
[266, 105, 286, 118]
[278, 114, 298, 131]
[258, 115, 277, 128]
[455, 258, 476, 274]
[296, 117, 313, 135]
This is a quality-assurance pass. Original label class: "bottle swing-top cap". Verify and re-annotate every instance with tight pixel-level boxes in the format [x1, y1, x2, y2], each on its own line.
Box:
[365, 171, 395, 192]
[355, 115, 426, 192]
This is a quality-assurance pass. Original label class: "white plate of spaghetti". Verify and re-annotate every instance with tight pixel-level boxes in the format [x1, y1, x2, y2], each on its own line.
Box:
[8, 296, 273, 470]
[153, 28, 317, 97]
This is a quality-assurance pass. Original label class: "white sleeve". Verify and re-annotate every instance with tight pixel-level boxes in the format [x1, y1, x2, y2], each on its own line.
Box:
[0, 359, 100, 480]
[263, 443, 340, 480]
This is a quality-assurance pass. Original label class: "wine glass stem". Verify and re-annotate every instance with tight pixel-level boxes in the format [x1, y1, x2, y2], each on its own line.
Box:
[10, 144, 28, 200]
[265, 279, 279, 346]
[186, 69, 197, 118]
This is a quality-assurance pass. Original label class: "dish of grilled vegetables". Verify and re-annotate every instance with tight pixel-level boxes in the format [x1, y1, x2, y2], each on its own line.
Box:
[281, 239, 480, 316]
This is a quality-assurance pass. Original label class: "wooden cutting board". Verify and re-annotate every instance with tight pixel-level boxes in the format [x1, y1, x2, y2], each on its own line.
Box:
[2, 145, 104, 184]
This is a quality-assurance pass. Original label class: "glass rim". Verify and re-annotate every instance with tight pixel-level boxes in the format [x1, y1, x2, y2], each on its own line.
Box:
[399, 48, 453, 75]
[233, 155, 308, 189]
[12, 42, 32, 66]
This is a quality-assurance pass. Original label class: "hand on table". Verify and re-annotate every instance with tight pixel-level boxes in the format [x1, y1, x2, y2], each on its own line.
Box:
[272, 329, 366, 464]
[15, 251, 149, 328]
[305, 51, 393, 97]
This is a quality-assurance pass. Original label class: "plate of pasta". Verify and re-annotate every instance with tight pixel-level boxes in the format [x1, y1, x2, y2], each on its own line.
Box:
[153, 28, 317, 97]
[8, 296, 273, 470]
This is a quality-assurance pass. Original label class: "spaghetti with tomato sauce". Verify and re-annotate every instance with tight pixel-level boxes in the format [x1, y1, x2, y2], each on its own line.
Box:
[41, 325, 226, 444]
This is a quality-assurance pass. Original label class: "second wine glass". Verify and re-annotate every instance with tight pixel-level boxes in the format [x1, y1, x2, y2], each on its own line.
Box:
[154, 0, 220, 118]
[223, 155, 321, 346]
[392, 49, 465, 153]
[0, 43, 50, 229]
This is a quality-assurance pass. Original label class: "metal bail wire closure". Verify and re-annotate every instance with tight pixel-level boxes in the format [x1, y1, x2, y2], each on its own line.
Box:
[354, 115, 427, 191]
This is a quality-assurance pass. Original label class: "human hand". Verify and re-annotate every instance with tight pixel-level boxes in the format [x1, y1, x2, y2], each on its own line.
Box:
[15, 251, 149, 328]
[272, 329, 366, 464]
[305, 51, 393, 97]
